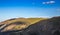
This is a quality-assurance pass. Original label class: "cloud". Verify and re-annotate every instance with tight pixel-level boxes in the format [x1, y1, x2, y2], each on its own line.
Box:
[42, 1, 55, 4]
[50, 1, 55, 3]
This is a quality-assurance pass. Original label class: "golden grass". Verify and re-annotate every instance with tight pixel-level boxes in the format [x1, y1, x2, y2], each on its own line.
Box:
[0, 18, 47, 32]
[27, 18, 47, 24]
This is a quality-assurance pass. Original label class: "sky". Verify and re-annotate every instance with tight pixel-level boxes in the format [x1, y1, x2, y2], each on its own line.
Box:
[0, 0, 60, 21]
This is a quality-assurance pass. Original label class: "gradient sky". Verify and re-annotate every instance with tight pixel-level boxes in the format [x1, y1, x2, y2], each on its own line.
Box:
[0, 0, 60, 21]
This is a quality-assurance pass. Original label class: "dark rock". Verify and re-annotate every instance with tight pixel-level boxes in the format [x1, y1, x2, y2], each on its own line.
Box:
[21, 16, 60, 35]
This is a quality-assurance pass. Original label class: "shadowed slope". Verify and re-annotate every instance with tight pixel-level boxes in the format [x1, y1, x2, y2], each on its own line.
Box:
[21, 16, 60, 35]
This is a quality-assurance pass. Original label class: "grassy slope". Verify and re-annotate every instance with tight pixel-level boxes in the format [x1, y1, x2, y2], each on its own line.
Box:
[27, 18, 47, 24]
[0, 18, 47, 32]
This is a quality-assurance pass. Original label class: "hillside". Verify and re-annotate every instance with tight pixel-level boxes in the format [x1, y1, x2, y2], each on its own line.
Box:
[0, 18, 47, 32]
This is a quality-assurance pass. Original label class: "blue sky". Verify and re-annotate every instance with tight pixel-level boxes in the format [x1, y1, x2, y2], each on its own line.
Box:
[0, 0, 60, 21]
